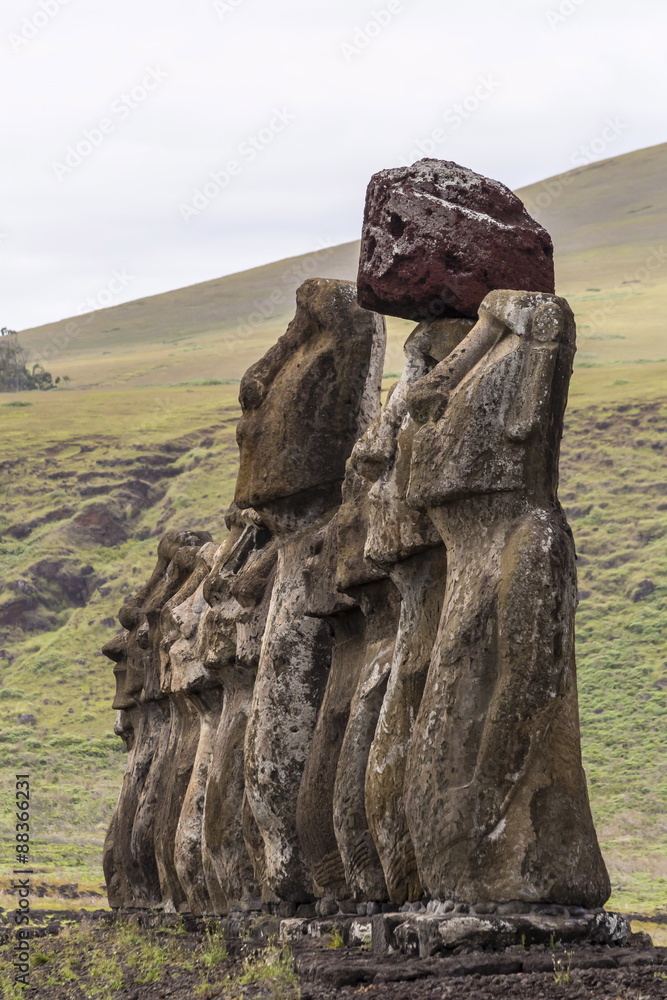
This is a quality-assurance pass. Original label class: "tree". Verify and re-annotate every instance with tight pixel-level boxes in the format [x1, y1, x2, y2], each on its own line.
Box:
[0, 328, 62, 392]
[0, 328, 31, 391]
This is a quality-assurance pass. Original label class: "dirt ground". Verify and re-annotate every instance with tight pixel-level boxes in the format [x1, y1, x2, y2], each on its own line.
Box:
[1, 909, 666, 1000]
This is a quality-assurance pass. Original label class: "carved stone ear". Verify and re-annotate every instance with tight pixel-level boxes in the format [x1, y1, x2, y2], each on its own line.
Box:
[136, 621, 150, 650]
[530, 299, 565, 343]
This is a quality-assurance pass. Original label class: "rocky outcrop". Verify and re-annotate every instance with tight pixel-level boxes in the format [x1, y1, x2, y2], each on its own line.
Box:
[357, 159, 554, 321]
[105, 161, 610, 923]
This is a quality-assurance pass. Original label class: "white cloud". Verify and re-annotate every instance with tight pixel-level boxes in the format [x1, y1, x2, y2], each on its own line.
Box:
[1, 0, 665, 330]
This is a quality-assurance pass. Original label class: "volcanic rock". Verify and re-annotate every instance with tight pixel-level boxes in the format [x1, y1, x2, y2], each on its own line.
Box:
[357, 159, 555, 321]
[403, 290, 610, 907]
[235, 278, 386, 509]
[243, 278, 387, 902]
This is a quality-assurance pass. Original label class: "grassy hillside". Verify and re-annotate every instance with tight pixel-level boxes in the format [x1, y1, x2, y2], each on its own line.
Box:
[1, 143, 666, 913]
[18, 143, 667, 386]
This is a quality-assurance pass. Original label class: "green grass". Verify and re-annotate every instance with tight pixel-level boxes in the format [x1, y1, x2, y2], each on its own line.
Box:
[558, 398, 667, 908]
[327, 928, 346, 949]
[0, 920, 235, 999]
[199, 929, 229, 968]
[235, 939, 300, 996]
[0, 920, 296, 999]
[1, 143, 666, 914]
[3, 383, 665, 913]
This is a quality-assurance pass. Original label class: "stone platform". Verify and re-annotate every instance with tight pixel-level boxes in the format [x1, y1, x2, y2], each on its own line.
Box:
[280, 907, 631, 958]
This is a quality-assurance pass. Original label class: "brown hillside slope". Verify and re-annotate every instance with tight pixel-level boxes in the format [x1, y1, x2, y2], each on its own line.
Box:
[18, 143, 667, 389]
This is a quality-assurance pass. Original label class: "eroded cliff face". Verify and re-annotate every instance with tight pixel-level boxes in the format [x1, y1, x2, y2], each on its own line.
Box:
[104, 163, 609, 916]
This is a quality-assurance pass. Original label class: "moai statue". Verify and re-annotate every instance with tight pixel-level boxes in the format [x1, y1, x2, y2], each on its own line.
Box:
[144, 539, 223, 913]
[330, 545, 400, 905]
[240, 278, 386, 902]
[355, 317, 472, 904]
[158, 504, 278, 916]
[294, 472, 395, 904]
[404, 290, 610, 907]
[161, 537, 221, 916]
[301, 453, 410, 906]
[103, 710, 136, 908]
[102, 530, 211, 908]
[198, 510, 279, 912]
[296, 321, 467, 907]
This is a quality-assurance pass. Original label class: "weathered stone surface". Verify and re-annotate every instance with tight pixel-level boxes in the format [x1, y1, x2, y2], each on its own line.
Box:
[147, 693, 200, 912]
[102, 530, 211, 909]
[353, 319, 468, 904]
[296, 613, 365, 896]
[104, 508, 278, 919]
[195, 519, 278, 911]
[105, 168, 614, 935]
[165, 540, 220, 915]
[175, 690, 222, 914]
[404, 291, 610, 907]
[245, 516, 338, 902]
[364, 550, 445, 903]
[335, 465, 389, 592]
[235, 277, 386, 508]
[357, 159, 555, 321]
[294, 445, 400, 908]
[333, 579, 400, 902]
[244, 279, 387, 902]
[140, 539, 221, 914]
[296, 954, 375, 988]
[102, 607, 163, 910]
[388, 910, 630, 958]
[295, 518, 360, 898]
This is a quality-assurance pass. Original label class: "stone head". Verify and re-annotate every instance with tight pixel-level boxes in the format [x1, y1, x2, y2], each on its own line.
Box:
[102, 529, 212, 709]
[351, 318, 472, 566]
[406, 290, 576, 509]
[234, 278, 386, 517]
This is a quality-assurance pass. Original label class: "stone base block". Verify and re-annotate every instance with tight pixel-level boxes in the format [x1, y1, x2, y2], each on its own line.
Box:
[380, 910, 630, 958]
[277, 908, 630, 958]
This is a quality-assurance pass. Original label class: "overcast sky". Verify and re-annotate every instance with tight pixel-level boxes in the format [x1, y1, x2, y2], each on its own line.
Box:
[2, 0, 665, 331]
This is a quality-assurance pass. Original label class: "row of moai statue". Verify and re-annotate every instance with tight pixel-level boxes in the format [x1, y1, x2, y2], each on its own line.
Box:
[104, 159, 611, 915]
